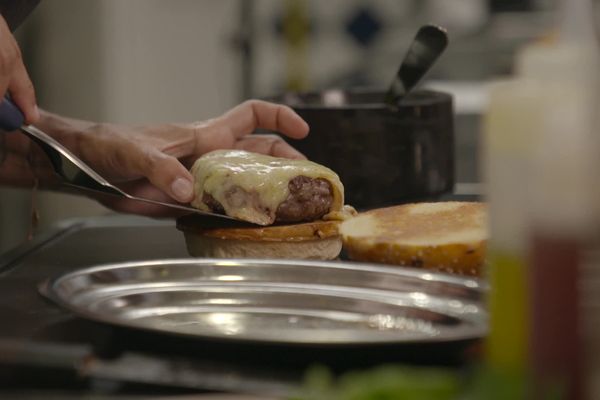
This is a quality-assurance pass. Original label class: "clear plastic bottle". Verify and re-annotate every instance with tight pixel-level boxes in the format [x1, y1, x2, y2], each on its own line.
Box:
[484, 2, 600, 398]
[483, 71, 537, 380]
[518, 0, 599, 398]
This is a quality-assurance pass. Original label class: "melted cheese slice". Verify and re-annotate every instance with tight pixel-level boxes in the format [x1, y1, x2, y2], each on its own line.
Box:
[190, 150, 345, 225]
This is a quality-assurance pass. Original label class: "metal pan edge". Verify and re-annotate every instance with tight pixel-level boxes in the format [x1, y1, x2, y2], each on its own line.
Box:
[38, 258, 487, 347]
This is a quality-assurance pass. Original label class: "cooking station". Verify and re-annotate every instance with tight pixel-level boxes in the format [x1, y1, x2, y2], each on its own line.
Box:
[0, 212, 482, 398]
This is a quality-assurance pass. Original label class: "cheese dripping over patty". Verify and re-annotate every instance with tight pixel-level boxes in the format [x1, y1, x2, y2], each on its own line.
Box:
[190, 150, 345, 225]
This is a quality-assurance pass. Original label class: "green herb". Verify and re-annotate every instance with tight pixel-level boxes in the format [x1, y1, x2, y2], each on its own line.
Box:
[294, 365, 460, 400]
[293, 365, 543, 400]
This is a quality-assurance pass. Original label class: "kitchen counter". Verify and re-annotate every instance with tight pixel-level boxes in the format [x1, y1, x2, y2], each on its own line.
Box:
[0, 213, 479, 398]
[0, 216, 300, 397]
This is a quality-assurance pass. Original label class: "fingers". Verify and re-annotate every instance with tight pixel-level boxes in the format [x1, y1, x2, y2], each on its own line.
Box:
[143, 152, 195, 203]
[0, 17, 14, 101]
[219, 100, 309, 140]
[0, 16, 38, 125]
[111, 144, 195, 203]
[236, 134, 306, 160]
[9, 57, 39, 124]
[0, 73, 8, 110]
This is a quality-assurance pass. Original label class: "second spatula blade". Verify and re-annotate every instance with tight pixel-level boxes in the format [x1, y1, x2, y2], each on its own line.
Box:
[384, 24, 448, 107]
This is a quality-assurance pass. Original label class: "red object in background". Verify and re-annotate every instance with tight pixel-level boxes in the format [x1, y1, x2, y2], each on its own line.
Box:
[530, 234, 582, 400]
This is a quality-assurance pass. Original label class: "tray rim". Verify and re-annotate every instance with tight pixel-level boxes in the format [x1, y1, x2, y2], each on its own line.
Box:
[39, 258, 487, 347]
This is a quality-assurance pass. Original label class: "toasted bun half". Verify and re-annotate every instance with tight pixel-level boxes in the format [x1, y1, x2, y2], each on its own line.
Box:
[177, 215, 342, 260]
[340, 202, 488, 276]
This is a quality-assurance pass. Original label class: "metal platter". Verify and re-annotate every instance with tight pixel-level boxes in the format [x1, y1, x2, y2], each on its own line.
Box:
[39, 259, 487, 346]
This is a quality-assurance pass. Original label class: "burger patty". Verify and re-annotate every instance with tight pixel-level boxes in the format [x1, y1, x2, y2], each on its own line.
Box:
[276, 176, 333, 222]
[202, 191, 226, 214]
[201, 176, 333, 223]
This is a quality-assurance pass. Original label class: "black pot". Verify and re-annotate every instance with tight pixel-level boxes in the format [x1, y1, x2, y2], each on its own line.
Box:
[271, 88, 454, 210]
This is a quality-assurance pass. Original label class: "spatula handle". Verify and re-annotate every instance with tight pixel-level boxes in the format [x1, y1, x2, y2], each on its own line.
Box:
[0, 97, 25, 131]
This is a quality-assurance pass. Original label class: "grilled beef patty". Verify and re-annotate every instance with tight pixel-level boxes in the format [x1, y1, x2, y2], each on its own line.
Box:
[202, 192, 226, 214]
[201, 176, 333, 223]
[276, 176, 333, 222]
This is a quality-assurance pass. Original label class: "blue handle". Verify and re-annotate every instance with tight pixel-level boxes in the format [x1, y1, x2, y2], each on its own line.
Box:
[0, 97, 25, 131]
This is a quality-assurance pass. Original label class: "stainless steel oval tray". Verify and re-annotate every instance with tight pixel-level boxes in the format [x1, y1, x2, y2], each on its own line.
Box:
[39, 259, 487, 346]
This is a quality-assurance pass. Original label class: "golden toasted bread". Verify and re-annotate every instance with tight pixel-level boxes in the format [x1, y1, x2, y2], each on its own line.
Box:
[340, 202, 488, 276]
[177, 215, 342, 260]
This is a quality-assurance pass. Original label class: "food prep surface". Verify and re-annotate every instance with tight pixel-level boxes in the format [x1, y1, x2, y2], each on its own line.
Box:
[0, 214, 480, 397]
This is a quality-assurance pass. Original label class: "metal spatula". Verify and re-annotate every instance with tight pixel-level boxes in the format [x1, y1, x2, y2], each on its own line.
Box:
[0, 97, 237, 220]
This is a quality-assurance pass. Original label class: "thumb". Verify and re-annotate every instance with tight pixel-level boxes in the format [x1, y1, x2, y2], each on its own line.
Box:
[138, 150, 194, 203]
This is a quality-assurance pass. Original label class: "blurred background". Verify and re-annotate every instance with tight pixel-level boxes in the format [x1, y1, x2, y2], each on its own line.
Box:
[0, 0, 559, 253]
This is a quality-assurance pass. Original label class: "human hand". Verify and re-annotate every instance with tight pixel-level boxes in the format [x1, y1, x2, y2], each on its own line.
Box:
[38, 100, 309, 216]
[0, 15, 38, 125]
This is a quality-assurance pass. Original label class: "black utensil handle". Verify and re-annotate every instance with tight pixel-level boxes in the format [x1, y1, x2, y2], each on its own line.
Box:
[0, 96, 25, 131]
[385, 24, 448, 107]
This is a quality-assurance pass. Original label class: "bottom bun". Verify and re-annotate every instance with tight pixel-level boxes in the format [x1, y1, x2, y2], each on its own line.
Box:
[177, 215, 342, 260]
[183, 234, 342, 259]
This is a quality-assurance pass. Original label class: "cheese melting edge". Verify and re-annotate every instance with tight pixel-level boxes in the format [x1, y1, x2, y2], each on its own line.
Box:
[190, 150, 345, 225]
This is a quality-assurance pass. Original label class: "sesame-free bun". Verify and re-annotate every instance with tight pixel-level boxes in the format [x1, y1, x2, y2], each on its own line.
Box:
[340, 202, 488, 276]
[177, 215, 342, 260]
